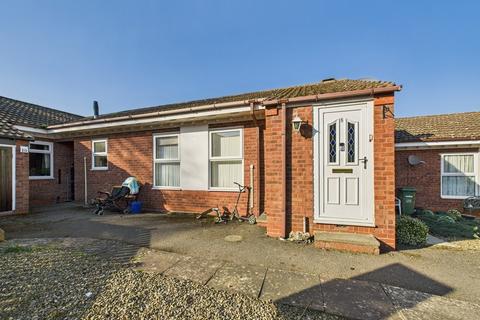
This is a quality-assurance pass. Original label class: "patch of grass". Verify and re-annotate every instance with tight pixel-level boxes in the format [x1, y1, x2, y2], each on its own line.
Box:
[2, 245, 34, 254]
[0, 244, 54, 255]
[415, 210, 480, 239]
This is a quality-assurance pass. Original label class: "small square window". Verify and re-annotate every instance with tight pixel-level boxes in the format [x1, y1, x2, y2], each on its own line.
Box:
[29, 141, 53, 179]
[92, 139, 108, 170]
[441, 153, 478, 198]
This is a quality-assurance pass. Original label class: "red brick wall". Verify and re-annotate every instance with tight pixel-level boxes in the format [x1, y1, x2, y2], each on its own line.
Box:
[15, 140, 29, 214]
[73, 122, 262, 215]
[263, 107, 284, 237]
[30, 141, 74, 207]
[286, 106, 314, 234]
[395, 147, 479, 212]
[264, 95, 396, 250]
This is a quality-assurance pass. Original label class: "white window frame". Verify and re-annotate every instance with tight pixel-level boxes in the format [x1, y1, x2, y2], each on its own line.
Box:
[29, 141, 54, 180]
[327, 119, 340, 166]
[345, 119, 359, 166]
[208, 127, 244, 191]
[152, 133, 181, 189]
[440, 152, 479, 199]
[91, 139, 108, 170]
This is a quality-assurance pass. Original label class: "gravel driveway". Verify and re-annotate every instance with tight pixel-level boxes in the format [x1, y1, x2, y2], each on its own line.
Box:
[3, 206, 479, 303]
[0, 239, 342, 320]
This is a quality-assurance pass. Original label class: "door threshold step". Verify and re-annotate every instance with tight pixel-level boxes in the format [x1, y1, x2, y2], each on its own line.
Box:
[314, 231, 380, 255]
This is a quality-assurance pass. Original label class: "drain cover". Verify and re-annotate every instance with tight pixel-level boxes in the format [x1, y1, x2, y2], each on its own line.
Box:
[224, 235, 243, 242]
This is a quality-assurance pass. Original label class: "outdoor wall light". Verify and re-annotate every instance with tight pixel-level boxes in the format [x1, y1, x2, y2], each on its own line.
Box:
[292, 115, 304, 132]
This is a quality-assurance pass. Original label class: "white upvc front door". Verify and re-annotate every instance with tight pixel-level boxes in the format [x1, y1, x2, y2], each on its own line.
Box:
[314, 100, 374, 226]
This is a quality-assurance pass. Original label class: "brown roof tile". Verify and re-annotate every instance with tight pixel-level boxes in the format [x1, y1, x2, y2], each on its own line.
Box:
[88, 79, 397, 121]
[0, 96, 83, 128]
[0, 119, 32, 140]
[395, 111, 480, 143]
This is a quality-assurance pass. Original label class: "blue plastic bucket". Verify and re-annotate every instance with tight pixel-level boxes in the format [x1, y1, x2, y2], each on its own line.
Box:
[130, 201, 143, 214]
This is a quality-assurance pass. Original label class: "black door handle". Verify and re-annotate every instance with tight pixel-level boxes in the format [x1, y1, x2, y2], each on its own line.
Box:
[360, 156, 368, 169]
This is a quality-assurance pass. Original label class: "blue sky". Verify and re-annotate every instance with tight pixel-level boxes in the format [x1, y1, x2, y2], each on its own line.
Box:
[0, 0, 479, 117]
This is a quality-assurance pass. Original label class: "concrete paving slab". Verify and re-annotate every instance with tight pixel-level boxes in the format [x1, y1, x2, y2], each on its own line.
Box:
[207, 262, 267, 298]
[163, 256, 224, 285]
[322, 278, 397, 320]
[133, 248, 184, 274]
[383, 284, 480, 320]
[260, 268, 324, 311]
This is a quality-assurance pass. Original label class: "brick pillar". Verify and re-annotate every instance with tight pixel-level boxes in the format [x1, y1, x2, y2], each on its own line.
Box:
[373, 95, 396, 250]
[264, 106, 285, 237]
[15, 140, 29, 213]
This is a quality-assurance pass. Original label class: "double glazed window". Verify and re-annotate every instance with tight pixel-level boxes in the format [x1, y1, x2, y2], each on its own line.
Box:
[209, 129, 243, 189]
[441, 153, 478, 198]
[153, 134, 180, 188]
[152, 128, 243, 190]
[92, 139, 108, 170]
[29, 141, 53, 179]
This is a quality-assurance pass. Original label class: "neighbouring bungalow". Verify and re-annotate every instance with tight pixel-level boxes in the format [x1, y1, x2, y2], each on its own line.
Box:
[0, 79, 400, 252]
[0, 97, 83, 213]
[395, 111, 480, 214]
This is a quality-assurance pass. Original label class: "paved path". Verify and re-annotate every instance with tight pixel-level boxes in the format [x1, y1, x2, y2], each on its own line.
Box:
[135, 247, 480, 320]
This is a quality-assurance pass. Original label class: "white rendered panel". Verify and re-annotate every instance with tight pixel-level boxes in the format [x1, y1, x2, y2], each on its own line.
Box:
[180, 125, 209, 190]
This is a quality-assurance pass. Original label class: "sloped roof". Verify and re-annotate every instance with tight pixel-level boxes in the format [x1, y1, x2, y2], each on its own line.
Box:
[0, 96, 83, 128]
[0, 118, 32, 140]
[82, 79, 397, 122]
[395, 111, 480, 143]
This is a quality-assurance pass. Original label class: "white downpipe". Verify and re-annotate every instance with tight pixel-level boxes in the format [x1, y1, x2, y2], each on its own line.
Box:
[84, 157, 88, 207]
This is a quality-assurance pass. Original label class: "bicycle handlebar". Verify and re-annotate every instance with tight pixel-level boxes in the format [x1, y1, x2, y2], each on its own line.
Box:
[233, 182, 248, 191]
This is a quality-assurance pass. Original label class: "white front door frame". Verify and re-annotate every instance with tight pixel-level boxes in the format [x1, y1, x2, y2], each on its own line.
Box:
[313, 99, 375, 226]
[0, 143, 16, 212]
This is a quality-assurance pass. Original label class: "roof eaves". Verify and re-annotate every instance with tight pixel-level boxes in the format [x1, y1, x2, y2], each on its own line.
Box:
[48, 85, 401, 130]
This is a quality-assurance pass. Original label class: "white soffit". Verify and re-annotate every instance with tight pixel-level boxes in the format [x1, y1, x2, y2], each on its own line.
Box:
[47, 106, 256, 134]
[395, 140, 480, 150]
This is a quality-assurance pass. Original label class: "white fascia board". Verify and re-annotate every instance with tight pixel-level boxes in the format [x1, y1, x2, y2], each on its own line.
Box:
[47, 106, 254, 134]
[395, 140, 480, 149]
[288, 97, 374, 109]
[13, 125, 49, 134]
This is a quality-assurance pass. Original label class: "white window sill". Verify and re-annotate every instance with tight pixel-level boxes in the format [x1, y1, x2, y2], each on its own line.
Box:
[440, 195, 472, 200]
[152, 186, 182, 191]
[208, 188, 238, 192]
[29, 176, 54, 180]
[91, 167, 109, 171]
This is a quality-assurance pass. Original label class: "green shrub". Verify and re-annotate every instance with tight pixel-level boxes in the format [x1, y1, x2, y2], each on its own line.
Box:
[438, 215, 456, 224]
[397, 216, 429, 246]
[417, 210, 480, 239]
[446, 209, 462, 221]
[421, 209, 435, 218]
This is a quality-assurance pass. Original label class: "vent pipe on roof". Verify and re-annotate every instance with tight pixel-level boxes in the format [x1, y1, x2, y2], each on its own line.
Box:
[93, 101, 99, 119]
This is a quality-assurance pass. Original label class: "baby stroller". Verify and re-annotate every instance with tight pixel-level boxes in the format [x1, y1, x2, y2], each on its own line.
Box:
[93, 177, 140, 215]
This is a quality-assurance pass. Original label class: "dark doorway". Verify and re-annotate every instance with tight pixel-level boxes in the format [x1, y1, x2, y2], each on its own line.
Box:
[0, 146, 13, 212]
[69, 164, 75, 201]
